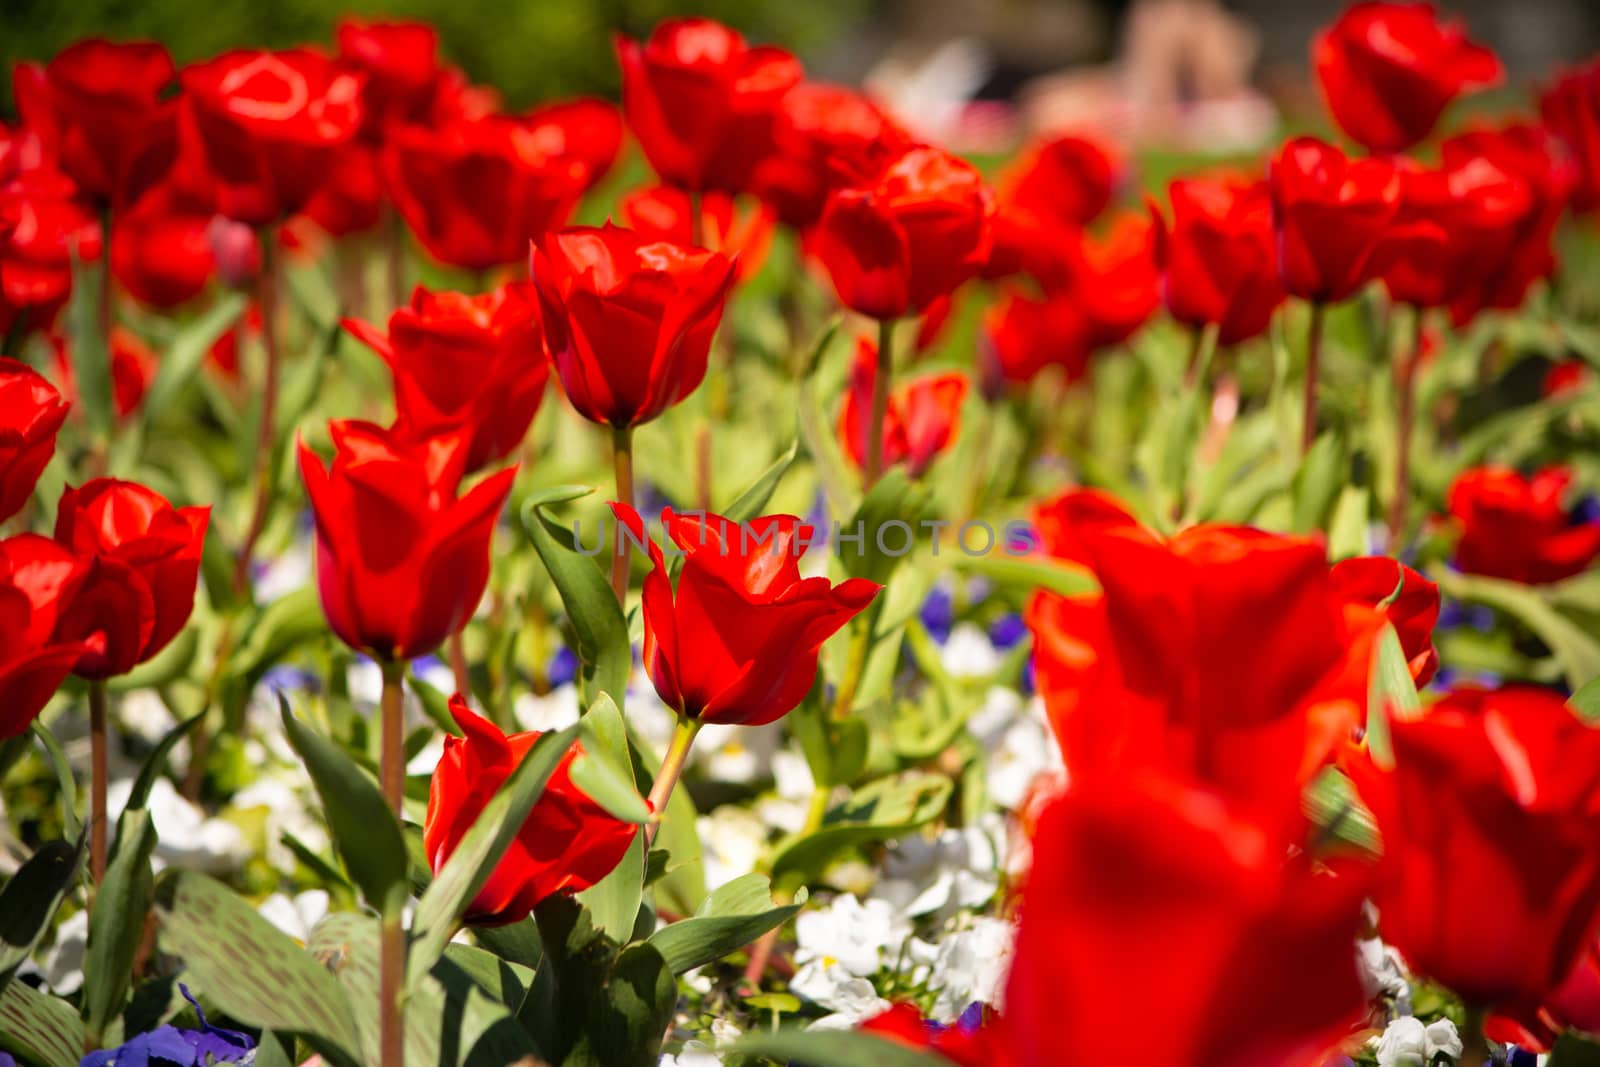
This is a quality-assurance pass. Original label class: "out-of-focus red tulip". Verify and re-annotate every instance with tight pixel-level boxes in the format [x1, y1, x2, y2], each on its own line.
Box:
[111, 210, 214, 308]
[1490, 939, 1600, 1053]
[1544, 360, 1592, 398]
[297, 141, 383, 237]
[51, 478, 208, 680]
[1151, 176, 1284, 346]
[1330, 556, 1440, 686]
[180, 49, 364, 226]
[0, 358, 68, 524]
[423, 696, 639, 926]
[747, 83, 910, 230]
[385, 103, 620, 270]
[336, 19, 443, 140]
[12, 39, 176, 205]
[1024, 489, 1378, 815]
[1268, 136, 1400, 303]
[298, 421, 514, 661]
[344, 282, 547, 472]
[0, 169, 103, 333]
[985, 133, 1118, 289]
[838, 336, 967, 479]
[1004, 773, 1369, 1067]
[614, 505, 879, 727]
[1447, 466, 1600, 585]
[0, 534, 91, 738]
[1313, 1, 1502, 155]
[619, 185, 775, 279]
[615, 17, 801, 193]
[531, 224, 735, 429]
[858, 1004, 1009, 1067]
[814, 145, 993, 321]
[1541, 60, 1600, 215]
[1351, 686, 1600, 1014]
[49, 327, 156, 419]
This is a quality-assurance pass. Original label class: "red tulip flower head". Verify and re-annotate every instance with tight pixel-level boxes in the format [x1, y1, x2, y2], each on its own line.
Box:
[531, 224, 735, 429]
[1152, 176, 1285, 346]
[985, 133, 1118, 289]
[1329, 556, 1440, 686]
[619, 185, 775, 279]
[424, 697, 639, 926]
[615, 17, 801, 193]
[0, 534, 91, 738]
[12, 39, 176, 205]
[0, 358, 69, 523]
[815, 145, 994, 321]
[1541, 59, 1600, 215]
[298, 421, 516, 661]
[1004, 774, 1369, 1067]
[0, 169, 104, 333]
[838, 337, 967, 479]
[1314, 1, 1502, 154]
[51, 479, 208, 680]
[1353, 686, 1600, 1012]
[344, 283, 547, 473]
[1447, 466, 1600, 585]
[180, 49, 364, 226]
[335, 19, 443, 140]
[613, 505, 879, 726]
[1269, 136, 1401, 303]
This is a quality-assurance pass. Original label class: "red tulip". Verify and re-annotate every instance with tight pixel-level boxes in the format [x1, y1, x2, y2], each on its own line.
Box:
[49, 327, 156, 420]
[343, 282, 547, 473]
[423, 696, 639, 926]
[1544, 360, 1592, 398]
[0, 169, 103, 333]
[335, 19, 444, 140]
[1151, 176, 1284, 346]
[858, 1004, 1008, 1067]
[385, 103, 620, 270]
[614, 505, 879, 727]
[298, 421, 514, 662]
[619, 185, 775, 279]
[180, 49, 364, 226]
[986, 133, 1118, 289]
[0, 358, 68, 524]
[51, 478, 208, 680]
[1447, 466, 1600, 585]
[1268, 136, 1400, 303]
[111, 209, 214, 308]
[12, 39, 176, 205]
[1329, 556, 1440, 686]
[531, 224, 735, 429]
[1490, 939, 1600, 1053]
[1004, 773, 1368, 1067]
[838, 336, 967, 479]
[615, 17, 801, 193]
[296, 141, 383, 237]
[1541, 60, 1600, 215]
[1313, 1, 1502, 155]
[0, 534, 91, 738]
[747, 83, 910, 230]
[1024, 489, 1376, 815]
[814, 145, 993, 321]
[1351, 685, 1600, 1012]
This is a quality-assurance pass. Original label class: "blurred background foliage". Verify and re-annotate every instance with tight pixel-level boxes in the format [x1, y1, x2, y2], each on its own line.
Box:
[0, 0, 869, 113]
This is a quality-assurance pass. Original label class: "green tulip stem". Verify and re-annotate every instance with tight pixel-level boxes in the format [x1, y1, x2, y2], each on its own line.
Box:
[234, 235, 280, 594]
[646, 715, 701, 847]
[378, 657, 407, 1067]
[1301, 301, 1325, 455]
[864, 317, 895, 487]
[610, 425, 636, 605]
[88, 679, 109, 884]
[1389, 306, 1424, 546]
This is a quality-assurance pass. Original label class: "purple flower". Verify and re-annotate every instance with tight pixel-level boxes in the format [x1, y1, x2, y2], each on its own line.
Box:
[80, 986, 253, 1067]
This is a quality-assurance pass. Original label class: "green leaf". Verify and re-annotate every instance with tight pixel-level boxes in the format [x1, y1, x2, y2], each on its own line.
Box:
[733, 1029, 955, 1067]
[1364, 623, 1421, 772]
[584, 942, 675, 1067]
[30, 724, 80, 842]
[520, 487, 631, 710]
[124, 710, 205, 813]
[1304, 767, 1380, 855]
[440, 942, 535, 1006]
[153, 871, 362, 1066]
[228, 587, 327, 684]
[952, 552, 1097, 599]
[0, 839, 83, 997]
[722, 438, 799, 523]
[1291, 431, 1345, 534]
[83, 808, 157, 1044]
[472, 918, 543, 971]
[67, 252, 112, 441]
[836, 470, 931, 585]
[1573, 675, 1600, 723]
[770, 772, 953, 890]
[571, 694, 649, 824]
[280, 701, 408, 917]
[408, 722, 581, 985]
[0, 980, 87, 1067]
[1436, 570, 1600, 691]
[791, 683, 868, 788]
[139, 294, 246, 434]
[309, 911, 543, 1067]
[647, 874, 805, 975]
[577, 835, 646, 943]
[1326, 486, 1371, 561]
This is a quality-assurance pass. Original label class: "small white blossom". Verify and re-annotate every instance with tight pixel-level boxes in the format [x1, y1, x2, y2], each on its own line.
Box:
[107, 777, 247, 874]
[789, 960, 890, 1024]
[942, 624, 1002, 678]
[967, 690, 1062, 809]
[695, 722, 783, 784]
[793, 894, 912, 978]
[872, 818, 1002, 920]
[513, 684, 581, 733]
[698, 806, 768, 891]
[924, 916, 1014, 1020]
[660, 1041, 723, 1066]
[1376, 1016, 1463, 1067]
[258, 890, 331, 943]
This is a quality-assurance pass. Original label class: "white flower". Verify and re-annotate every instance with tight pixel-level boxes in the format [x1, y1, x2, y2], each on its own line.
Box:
[789, 960, 889, 1023]
[256, 538, 312, 603]
[872, 818, 1003, 921]
[118, 690, 180, 749]
[941, 623, 1001, 678]
[627, 670, 677, 754]
[698, 806, 768, 892]
[513, 685, 581, 733]
[1376, 1016, 1463, 1067]
[695, 722, 783, 784]
[967, 690, 1062, 810]
[233, 773, 327, 873]
[660, 1041, 723, 1066]
[107, 778, 247, 874]
[258, 890, 331, 943]
[1358, 934, 1413, 1016]
[924, 917, 1014, 1021]
[794, 894, 912, 978]
[771, 749, 815, 801]
[42, 909, 88, 995]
